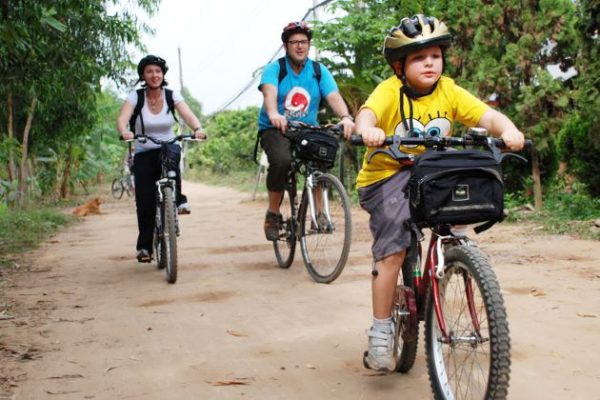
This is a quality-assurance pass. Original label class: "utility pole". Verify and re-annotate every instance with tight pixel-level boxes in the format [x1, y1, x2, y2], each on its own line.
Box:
[312, 0, 320, 61]
[177, 45, 186, 174]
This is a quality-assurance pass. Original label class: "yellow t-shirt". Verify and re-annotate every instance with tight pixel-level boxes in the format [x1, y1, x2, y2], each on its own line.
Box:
[356, 75, 489, 188]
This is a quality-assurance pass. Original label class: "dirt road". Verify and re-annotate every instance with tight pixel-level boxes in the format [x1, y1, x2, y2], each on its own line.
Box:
[1, 181, 599, 399]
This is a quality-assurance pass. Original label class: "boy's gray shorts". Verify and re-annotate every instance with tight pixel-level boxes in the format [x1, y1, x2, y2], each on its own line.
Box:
[358, 170, 411, 262]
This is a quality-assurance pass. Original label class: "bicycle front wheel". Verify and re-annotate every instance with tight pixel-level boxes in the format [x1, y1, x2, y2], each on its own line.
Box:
[273, 188, 296, 268]
[299, 173, 351, 283]
[425, 245, 510, 400]
[162, 186, 178, 284]
[111, 178, 124, 199]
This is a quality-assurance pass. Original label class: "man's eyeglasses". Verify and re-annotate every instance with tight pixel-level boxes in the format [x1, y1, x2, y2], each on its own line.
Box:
[287, 39, 310, 46]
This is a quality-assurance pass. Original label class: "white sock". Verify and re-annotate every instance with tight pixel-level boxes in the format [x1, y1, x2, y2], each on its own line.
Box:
[373, 317, 392, 333]
[451, 225, 470, 237]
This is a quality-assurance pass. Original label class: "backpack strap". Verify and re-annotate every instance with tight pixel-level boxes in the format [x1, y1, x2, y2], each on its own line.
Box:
[277, 57, 287, 85]
[313, 60, 321, 83]
[129, 88, 145, 135]
[164, 88, 179, 123]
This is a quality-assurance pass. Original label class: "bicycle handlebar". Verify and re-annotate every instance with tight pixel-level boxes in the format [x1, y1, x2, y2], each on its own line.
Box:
[286, 120, 343, 136]
[350, 130, 532, 164]
[123, 133, 204, 144]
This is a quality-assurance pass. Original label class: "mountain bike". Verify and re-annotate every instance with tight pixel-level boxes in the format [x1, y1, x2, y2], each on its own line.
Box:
[352, 129, 530, 399]
[130, 134, 197, 284]
[111, 167, 134, 200]
[273, 121, 352, 284]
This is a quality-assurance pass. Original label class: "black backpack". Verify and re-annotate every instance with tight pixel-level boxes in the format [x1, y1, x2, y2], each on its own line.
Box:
[128, 88, 179, 135]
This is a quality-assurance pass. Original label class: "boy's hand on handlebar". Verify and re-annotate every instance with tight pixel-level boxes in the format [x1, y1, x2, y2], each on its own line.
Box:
[500, 128, 525, 151]
[269, 113, 288, 133]
[339, 117, 355, 140]
[359, 127, 387, 147]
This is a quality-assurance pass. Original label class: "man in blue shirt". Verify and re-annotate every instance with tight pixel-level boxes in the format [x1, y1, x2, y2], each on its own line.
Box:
[258, 21, 355, 241]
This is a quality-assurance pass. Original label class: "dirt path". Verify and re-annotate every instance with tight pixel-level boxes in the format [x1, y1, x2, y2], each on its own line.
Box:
[1, 180, 599, 399]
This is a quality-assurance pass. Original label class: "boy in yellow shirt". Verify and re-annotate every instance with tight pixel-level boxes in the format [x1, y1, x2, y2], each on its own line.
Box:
[355, 14, 524, 372]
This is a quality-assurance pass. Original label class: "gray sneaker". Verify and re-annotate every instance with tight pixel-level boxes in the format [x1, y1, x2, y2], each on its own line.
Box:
[177, 202, 191, 215]
[363, 327, 395, 372]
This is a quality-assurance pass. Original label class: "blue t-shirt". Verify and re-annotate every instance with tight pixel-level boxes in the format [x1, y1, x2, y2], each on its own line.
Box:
[257, 57, 338, 130]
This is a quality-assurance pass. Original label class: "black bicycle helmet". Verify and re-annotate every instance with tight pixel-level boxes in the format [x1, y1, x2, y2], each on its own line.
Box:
[383, 15, 451, 66]
[136, 55, 169, 80]
[281, 21, 312, 43]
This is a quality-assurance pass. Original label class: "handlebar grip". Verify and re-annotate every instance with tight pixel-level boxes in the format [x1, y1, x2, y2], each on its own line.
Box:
[350, 135, 364, 145]
[350, 135, 394, 146]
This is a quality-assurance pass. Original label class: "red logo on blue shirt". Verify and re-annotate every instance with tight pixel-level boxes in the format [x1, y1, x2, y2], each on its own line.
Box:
[284, 87, 310, 118]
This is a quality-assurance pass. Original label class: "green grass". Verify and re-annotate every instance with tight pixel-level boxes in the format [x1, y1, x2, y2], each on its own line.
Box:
[0, 207, 74, 269]
[505, 186, 600, 240]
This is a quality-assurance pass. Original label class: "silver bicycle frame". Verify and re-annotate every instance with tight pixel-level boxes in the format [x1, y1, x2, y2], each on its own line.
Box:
[305, 172, 332, 228]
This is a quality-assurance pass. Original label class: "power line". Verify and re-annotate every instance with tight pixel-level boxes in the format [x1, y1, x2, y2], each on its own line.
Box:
[213, 0, 336, 114]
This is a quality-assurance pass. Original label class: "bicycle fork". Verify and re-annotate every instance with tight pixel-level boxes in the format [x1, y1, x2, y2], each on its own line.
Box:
[428, 236, 484, 345]
[305, 173, 333, 231]
[156, 178, 179, 236]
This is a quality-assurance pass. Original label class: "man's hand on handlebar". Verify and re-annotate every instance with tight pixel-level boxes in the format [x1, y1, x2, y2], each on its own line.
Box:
[339, 117, 355, 140]
[269, 113, 288, 133]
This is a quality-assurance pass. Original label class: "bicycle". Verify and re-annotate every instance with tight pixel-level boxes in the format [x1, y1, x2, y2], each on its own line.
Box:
[352, 129, 530, 399]
[272, 121, 352, 284]
[128, 133, 198, 284]
[111, 168, 134, 200]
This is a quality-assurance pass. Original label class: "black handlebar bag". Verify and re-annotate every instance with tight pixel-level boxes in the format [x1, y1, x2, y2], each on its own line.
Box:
[405, 149, 504, 231]
[293, 131, 339, 168]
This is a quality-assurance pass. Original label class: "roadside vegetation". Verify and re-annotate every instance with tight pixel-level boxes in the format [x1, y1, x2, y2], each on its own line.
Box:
[0, 0, 598, 276]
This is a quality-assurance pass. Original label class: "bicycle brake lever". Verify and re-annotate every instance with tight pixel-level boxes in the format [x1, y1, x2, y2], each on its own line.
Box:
[500, 152, 528, 164]
[367, 143, 414, 164]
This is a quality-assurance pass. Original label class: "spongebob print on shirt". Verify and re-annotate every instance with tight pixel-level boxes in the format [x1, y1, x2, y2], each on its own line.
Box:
[393, 111, 452, 139]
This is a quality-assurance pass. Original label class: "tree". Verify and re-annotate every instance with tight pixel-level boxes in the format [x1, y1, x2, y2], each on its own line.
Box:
[0, 0, 159, 204]
[559, 0, 600, 196]
[429, 1, 579, 209]
[313, 0, 423, 114]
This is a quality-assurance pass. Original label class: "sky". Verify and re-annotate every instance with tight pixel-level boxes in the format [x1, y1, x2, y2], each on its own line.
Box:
[138, 0, 329, 115]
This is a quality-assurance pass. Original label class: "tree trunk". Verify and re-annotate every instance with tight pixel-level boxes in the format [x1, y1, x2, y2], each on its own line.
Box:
[60, 149, 72, 199]
[17, 96, 37, 207]
[7, 92, 17, 181]
[531, 148, 543, 211]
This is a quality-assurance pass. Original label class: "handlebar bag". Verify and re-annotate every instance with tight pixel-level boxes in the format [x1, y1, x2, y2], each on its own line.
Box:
[293, 131, 339, 168]
[405, 149, 504, 228]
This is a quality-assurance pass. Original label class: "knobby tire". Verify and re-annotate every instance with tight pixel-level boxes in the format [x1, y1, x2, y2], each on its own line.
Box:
[425, 245, 510, 400]
[162, 186, 178, 284]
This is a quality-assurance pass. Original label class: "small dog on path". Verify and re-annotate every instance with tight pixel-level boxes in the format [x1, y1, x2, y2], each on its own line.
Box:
[72, 197, 102, 217]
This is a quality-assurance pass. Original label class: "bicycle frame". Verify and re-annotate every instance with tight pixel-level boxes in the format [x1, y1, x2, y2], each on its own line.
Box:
[408, 229, 483, 344]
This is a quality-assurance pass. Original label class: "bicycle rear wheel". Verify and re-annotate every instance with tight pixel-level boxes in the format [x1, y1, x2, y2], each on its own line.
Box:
[425, 245, 510, 400]
[125, 174, 134, 198]
[162, 186, 178, 284]
[273, 188, 296, 268]
[111, 178, 124, 199]
[299, 173, 351, 283]
[394, 242, 421, 373]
